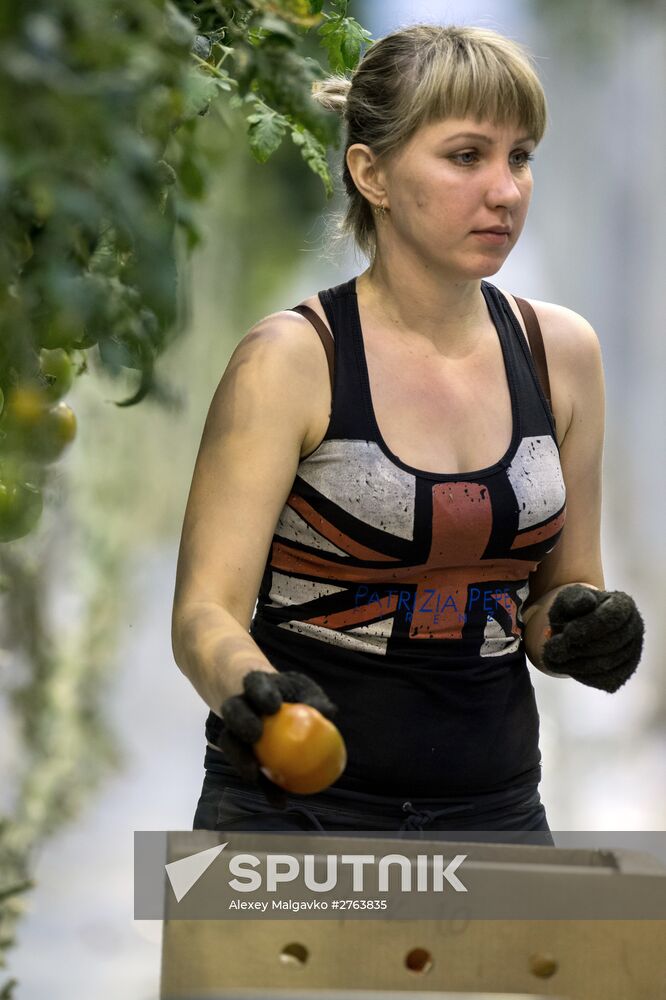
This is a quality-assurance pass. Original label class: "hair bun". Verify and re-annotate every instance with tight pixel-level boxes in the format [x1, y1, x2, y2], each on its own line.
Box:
[311, 76, 351, 114]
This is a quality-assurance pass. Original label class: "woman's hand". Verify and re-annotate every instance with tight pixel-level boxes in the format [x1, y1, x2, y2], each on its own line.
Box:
[218, 670, 338, 807]
[541, 584, 645, 692]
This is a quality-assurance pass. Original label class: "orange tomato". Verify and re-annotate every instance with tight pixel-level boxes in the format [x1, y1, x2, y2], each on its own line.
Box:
[254, 702, 347, 795]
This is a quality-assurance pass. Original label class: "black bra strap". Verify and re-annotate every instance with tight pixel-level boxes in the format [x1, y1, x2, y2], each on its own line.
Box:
[290, 304, 334, 392]
[512, 295, 556, 432]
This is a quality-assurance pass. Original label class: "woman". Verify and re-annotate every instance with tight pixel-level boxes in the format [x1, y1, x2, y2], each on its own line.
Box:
[172, 25, 644, 840]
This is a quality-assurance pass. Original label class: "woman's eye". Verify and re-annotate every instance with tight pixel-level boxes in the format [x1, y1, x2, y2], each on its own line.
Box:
[452, 151, 479, 165]
[513, 150, 535, 166]
[450, 150, 535, 167]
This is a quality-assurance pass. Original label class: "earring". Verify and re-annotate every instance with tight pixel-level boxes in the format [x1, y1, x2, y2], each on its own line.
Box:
[373, 200, 387, 219]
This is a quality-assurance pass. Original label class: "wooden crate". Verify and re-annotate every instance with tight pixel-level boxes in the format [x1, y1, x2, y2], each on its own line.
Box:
[159, 833, 665, 999]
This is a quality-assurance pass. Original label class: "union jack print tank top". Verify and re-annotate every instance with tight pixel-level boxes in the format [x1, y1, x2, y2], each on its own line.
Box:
[206, 276, 567, 798]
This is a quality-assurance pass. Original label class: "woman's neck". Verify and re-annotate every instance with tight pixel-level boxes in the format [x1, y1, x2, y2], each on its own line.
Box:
[358, 255, 490, 357]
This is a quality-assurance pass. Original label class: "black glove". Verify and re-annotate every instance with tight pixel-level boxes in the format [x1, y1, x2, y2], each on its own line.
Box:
[541, 584, 645, 693]
[218, 670, 338, 809]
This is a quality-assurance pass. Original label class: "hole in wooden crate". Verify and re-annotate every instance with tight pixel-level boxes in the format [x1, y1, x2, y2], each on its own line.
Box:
[279, 942, 309, 967]
[529, 951, 559, 978]
[404, 946, 433, 974]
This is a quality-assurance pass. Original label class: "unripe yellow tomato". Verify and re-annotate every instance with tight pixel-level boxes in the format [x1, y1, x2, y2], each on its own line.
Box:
[0, 388, 77, 465]
[2, 385, 49, 431]
[26, 401, 77, 464]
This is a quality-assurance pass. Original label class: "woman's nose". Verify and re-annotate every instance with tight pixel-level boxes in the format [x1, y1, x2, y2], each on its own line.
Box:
[485, 166, 525, 208]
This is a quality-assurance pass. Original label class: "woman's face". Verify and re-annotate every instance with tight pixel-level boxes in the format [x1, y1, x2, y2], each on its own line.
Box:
[373, 116, 536, 276]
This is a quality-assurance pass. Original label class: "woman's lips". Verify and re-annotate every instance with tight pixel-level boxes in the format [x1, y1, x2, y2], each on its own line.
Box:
[472, 231, 509, 245]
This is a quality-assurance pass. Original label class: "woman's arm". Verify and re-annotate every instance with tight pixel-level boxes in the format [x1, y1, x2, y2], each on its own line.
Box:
[522, 307, 606, 673]
[171, 311, 328, 713]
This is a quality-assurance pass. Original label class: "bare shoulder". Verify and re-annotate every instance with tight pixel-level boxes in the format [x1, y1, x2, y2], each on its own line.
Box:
[234, 305, 330, 373]
[198, 309, 323, 443]
[245, 301, 333, 401]
[221, 302, 332, 459]
[498, 286, 601, 362]
[497, 287, 603, 444]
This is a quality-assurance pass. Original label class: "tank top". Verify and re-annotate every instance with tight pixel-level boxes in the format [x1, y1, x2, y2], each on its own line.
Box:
[206, 276, 567, 798]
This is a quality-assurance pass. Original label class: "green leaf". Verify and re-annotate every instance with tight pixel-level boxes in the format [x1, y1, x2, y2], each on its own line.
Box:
[317, 6, 372, 72]
[0, 975, 18, 999]
[175, 199, 203, 251]
[178, 147, 206, 199]
[246, 107, 288, 163]
[113, 355, 155, 407]
[340, 18, 371, 68]
[255, 15, 298, 42]
[181, 68, 218, 119]
[98, 335, 137, 374]
[318, 36, 343, 73]
[213, 72, 235, 93]
[290, 124, 333, 197]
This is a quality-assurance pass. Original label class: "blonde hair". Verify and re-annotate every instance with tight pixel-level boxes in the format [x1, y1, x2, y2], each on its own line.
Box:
[312, 24, 547, 262]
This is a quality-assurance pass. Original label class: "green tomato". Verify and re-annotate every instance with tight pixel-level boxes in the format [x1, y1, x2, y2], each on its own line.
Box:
[38, 348, 74, 402]
[0, 478, 43, 543]
[24, 402, 78, 465]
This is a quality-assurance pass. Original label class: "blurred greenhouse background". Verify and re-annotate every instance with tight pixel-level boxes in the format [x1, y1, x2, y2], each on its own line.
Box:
[2, 0, 664, 996]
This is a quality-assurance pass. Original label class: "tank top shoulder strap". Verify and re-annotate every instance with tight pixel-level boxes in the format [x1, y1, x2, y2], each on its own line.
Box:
[481, 281, 557, 439]
[288, 278, 374, 442]
[289, 280, 556, 444]
[291, 289, 552, 415]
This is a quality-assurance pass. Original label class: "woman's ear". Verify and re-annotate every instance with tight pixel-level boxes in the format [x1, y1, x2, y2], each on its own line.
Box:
[346, 143, 388, 207]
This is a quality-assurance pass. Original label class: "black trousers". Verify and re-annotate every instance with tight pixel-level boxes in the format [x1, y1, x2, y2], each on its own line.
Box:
[193, 745, 554, 845]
